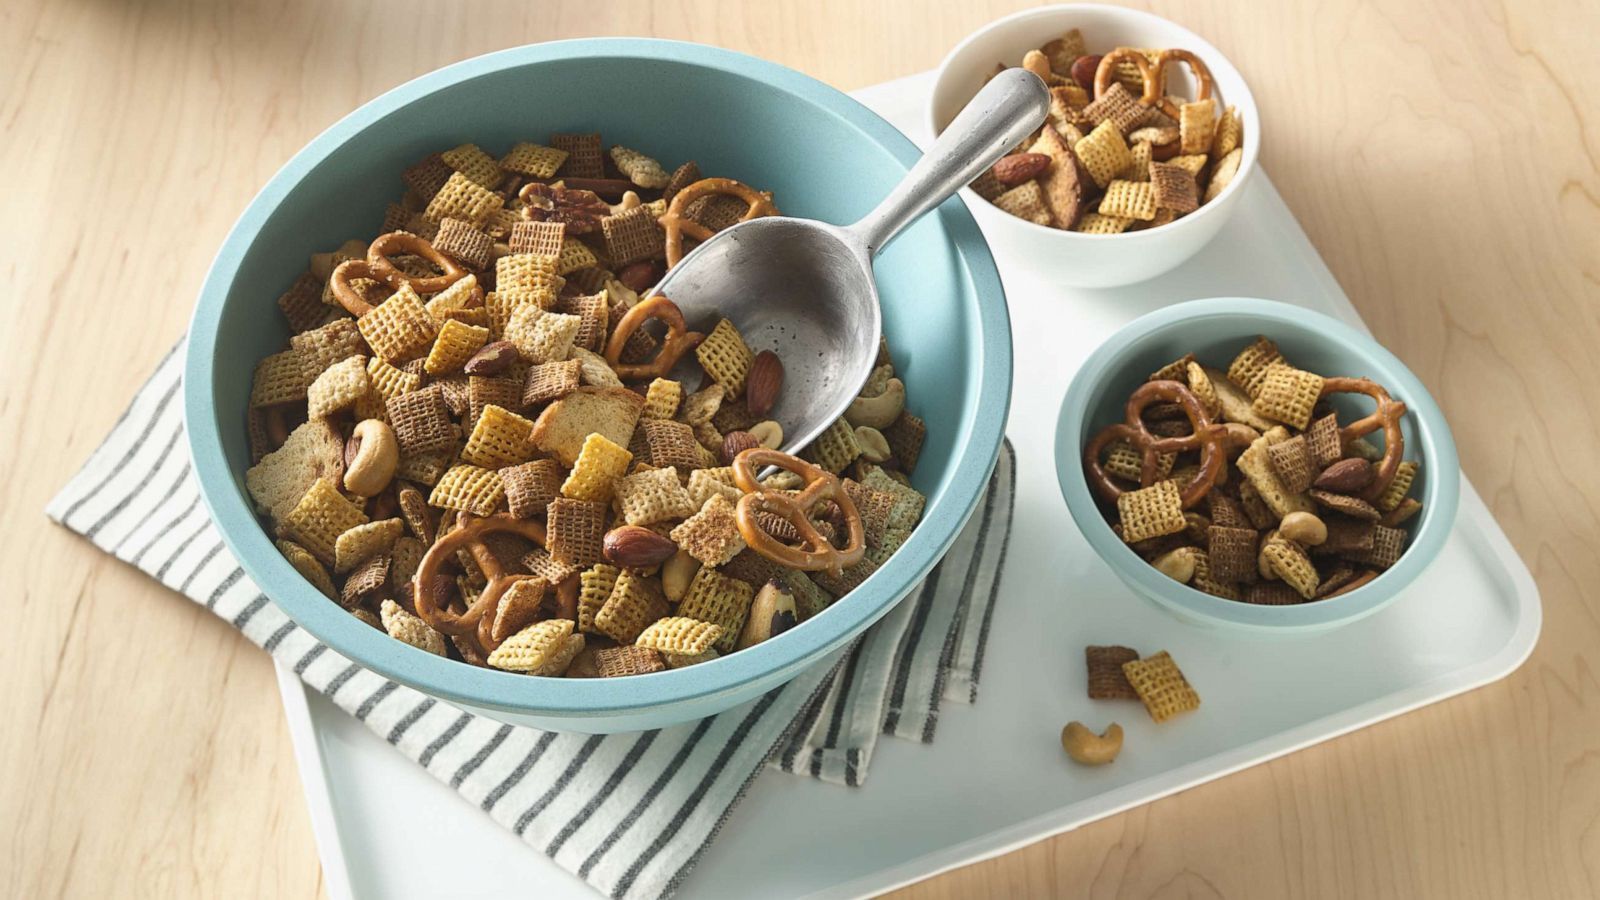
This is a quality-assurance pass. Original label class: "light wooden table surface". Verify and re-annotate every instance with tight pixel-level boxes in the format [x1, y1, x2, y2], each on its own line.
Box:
[4, 0, 1598, 897]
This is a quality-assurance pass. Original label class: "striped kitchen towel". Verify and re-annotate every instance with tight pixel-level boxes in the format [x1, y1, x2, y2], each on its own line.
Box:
[46, 341, 1014, 900]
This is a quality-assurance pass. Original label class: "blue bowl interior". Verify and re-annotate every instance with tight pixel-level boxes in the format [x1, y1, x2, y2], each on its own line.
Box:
[1059, 298, 1460, 631]
[190, 40, 1010, 719]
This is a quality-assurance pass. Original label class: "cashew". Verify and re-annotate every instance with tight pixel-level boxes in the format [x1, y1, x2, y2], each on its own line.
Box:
[749, 419, 784, 450]
[661, 549, 700, 603]
[343, 419, 399, 497]
[609, 190, 642, 215]
[1278, 511, 1327, 546]
[845, 377, 905, 429]
[1022, 49, 1055, 84]
[1061, 721, 1123, 765]
[855, 426, 891, 463]
[736, 580, 798, 650]
[1151, 547, 1196, 584]
[1257, 529, 1281, 581]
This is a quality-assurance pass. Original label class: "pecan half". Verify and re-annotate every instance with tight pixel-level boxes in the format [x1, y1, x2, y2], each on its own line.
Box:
[519, 183, 609, 234]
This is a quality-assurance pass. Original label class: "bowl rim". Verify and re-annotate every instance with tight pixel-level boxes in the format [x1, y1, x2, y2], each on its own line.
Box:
[183, 37, 1013, 716]
[924, 2, 1262, 242]
[1054, 297, 1461, 631]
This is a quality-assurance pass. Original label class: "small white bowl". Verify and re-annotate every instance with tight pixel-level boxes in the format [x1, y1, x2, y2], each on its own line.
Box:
[928, 4, 1261, 288]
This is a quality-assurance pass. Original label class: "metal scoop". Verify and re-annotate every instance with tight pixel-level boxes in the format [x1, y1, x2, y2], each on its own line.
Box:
[648, 68, 1050, 454]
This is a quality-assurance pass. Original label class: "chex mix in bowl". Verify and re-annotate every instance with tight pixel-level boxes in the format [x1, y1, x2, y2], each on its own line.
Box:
[1083, 336, 1423, 605]
[244, 137, 929, 677]
[970, 26, 1244, 234]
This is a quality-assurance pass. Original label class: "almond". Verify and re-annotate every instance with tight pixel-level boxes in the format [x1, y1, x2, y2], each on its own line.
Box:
[602, 525, 678, 569]
[721, 430, 760, 465]
[745, 350, 783, 417]
[993, 152, 1051, 187]
[1313, 458, 1374, 493]
[1070, 54, 1103, 91]
[464, 340, 519, 375]
[617, 260, 662, 293]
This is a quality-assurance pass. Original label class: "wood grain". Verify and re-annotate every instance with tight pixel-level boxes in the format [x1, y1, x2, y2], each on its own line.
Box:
[3, 1, 1597, 897]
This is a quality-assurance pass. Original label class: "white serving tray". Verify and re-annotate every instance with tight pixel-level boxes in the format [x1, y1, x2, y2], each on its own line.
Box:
[276, 72, 1540, 900]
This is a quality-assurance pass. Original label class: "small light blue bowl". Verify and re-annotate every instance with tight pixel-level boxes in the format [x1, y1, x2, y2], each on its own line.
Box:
[184, 39, 1011, 732]
[1055, 298, 1459, 634]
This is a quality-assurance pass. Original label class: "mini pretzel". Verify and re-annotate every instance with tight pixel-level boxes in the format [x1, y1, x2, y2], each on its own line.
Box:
[1094, 47, 1215, 121]
[731, 448, 864, 575]
[411, 512, 552, 652]
[659, 177, 777, 268]
[602, 294, 704, 381]
[1084, 379, 1228, 509]
[1320, 377, 1408, 502]
[330, 232, 472, 316]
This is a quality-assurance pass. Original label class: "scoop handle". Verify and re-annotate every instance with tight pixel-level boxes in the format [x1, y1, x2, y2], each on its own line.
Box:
[848, 68, 1051, 255]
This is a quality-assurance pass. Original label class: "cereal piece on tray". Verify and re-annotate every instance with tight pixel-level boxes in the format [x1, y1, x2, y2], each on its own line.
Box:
[522, 359, 583, 407]
[402, 153, 452, 202]
[1121, 140, 1153, 182]
[500, 459, 563, 520]
[1116, 481, 1187, 543]
[1345, 524, 1407, 569]
[615, 466, 697, 526]
[1085, 645, 1140, 700]
[1029, 124, 1085, 228]
[340, 552, 390, 609]
[250, 349, 314, 408]
[359, 286, 439, 363]
[488, 619, 580, 675]
[557, 238, 599, 276]
[561, 433, 632, 502]
[687, 467, 742, 508]
[497, 253, 564, 295]
[506, 306, 582, 364]
[424, 319, 489, 376]
[1310, 489, 1381, 522]
[468, 373, 523, 424]
[810, 557, 879, 598]
[678, 566, 755, 653]
[429, 464, 505, 516]
[1205, 365, 1277, 431]
[1206, 524, 1259, 584]
[1303, 412, 1344, 468]
[1121, 651, 1200, 722]
[367, 356, 422, 403]
[1212, 105, 1242, 158]
[1189, 549, 1242, 600]
[671, 494, 747, 567]
[696, 318, 755, 395]
[883, 411, 926, 474]
[1244, 582, 1303, 606]
[638, 418, 705, 472]
[276, 272, 328, 333]
[642, 378, 683, 420]
[394, 445, 456, 487]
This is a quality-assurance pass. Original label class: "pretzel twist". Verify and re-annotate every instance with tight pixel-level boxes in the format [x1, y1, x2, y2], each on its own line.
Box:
[330, 231, 472, 316]
[1093, 47, 1216, 121]
[659, 177, 777, 268]
[411, 512, 576, 655]
[602, 294, 704, 381]
[1084, 380, 1228, 509]
[731, 449, 864, 576]
[1320, 377, 1408, 502]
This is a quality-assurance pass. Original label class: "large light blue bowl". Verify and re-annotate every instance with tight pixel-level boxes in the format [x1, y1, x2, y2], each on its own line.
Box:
[1055, 298, 1459, 634]
[184, 40, 1011, 732]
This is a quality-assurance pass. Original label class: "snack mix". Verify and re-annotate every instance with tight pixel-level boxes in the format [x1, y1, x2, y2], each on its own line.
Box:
[1084, 337, 1423, 603]
[973, 28, 1245, 233]
[245, 137, 928, 676]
